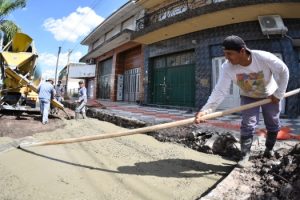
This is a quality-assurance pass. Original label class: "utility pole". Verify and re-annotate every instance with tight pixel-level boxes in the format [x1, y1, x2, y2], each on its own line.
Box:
[54, 46, 62, 86]
[65, 49, 72, 98]
[0, 31, 4, 51]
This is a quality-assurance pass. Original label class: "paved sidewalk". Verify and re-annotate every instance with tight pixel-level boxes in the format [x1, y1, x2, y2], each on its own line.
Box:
[88, 100, 300, 137]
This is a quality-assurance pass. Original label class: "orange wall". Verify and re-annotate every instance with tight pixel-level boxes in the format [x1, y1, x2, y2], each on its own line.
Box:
[94, 42, 144, 101]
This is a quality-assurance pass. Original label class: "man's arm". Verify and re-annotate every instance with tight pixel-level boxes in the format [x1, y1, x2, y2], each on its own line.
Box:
[267, 53, 289, 100]
[195, 65, 232, 123]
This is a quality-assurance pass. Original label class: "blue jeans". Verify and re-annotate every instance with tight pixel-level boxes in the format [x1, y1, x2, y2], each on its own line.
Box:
[40, 98, 50, 123]
[240, 96, 281, 139]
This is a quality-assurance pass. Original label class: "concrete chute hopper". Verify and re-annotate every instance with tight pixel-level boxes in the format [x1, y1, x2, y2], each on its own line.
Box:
[0, 33, 63, 112]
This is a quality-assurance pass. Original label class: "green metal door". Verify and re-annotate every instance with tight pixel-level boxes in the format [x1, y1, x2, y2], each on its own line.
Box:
[153, 67, 166, 104]
[166, 64, 195, 107]
[152, 51, 195, 107]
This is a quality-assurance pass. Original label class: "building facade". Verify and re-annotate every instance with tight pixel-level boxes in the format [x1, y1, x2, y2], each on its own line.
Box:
[132, 0, 300, 117]
[80, 2, 145, 103]
[80, 0, 300, 117]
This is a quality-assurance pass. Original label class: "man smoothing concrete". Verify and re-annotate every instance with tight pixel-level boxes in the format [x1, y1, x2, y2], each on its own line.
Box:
[38, 78, 55, 125]
[75, 80, 87, 119]
[195, 35, 289, 168]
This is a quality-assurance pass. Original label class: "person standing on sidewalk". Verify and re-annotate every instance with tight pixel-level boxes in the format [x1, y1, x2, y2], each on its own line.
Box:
[38, 78, 55, 125]
[75, 80, 87, 119]
[195, 35, 289, 168]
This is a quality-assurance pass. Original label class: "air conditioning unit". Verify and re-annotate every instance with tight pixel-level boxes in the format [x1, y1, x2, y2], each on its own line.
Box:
[258, 15, 288, 36]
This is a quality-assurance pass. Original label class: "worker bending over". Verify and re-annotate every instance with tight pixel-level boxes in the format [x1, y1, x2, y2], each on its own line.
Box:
[195, 35, 289, 168]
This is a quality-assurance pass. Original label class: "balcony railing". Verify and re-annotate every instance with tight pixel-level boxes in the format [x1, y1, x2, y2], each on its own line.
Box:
[136, 0, 220, 31]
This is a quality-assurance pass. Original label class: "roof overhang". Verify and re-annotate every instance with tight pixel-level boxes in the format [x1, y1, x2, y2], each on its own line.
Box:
[133, 2, 300, 44]
[80, 30, 133, 62]
[81, 2, 142, 45]
[134, 0, 163, 9]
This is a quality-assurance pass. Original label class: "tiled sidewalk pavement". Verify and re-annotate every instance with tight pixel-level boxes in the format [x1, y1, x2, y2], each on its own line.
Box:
[215, 115, 300, 137]
[98, 101, 193, 124]
[92, 101, 300, 137]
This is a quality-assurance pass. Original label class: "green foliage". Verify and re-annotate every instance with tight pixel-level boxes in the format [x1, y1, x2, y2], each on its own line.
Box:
[0, 0, 26, 18]
[0, 0, 27, 46]
[0, 20, 20, 44]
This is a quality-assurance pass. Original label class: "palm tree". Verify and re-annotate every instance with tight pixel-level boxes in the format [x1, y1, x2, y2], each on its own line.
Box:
[0, 0, 26, 46]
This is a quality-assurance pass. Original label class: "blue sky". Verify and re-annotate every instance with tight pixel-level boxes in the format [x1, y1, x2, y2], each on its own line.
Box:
[7, 0, 129, 79]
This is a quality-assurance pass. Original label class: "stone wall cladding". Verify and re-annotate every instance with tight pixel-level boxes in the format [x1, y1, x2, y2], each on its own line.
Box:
[144, 20, 300, 117]
[63, 101, 146, 128]
[87, 108, 146, 128]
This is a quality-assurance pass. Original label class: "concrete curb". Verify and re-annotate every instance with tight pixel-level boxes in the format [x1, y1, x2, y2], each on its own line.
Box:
[63, 101, 146, 129]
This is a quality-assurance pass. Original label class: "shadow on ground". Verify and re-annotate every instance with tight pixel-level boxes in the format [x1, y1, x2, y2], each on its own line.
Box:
[19, 148, 234, 178]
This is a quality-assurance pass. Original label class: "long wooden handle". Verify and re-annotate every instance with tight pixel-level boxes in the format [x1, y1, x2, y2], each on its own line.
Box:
[19, 88, 300, 148]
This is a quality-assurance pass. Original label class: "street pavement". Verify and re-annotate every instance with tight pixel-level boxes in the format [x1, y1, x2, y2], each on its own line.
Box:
[86, 100, 300, 137]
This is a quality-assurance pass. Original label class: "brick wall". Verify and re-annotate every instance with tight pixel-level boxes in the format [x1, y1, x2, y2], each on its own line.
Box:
[95, 42, 144, 101]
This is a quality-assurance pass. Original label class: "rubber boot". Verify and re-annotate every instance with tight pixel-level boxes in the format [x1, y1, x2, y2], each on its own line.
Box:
[75, 112, 80, 120]
[237, 136, 253, 168]
[263, 131, 278, 158]
[82, 112, 87, 119]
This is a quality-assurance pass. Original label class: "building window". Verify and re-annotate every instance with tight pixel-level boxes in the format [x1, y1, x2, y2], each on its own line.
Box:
[122, 16, 135, 30]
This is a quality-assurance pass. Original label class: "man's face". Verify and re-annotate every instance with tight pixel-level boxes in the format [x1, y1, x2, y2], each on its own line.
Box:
[223, 49, 244, 65]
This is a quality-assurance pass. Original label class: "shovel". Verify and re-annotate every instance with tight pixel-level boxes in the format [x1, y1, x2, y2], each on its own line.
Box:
[18, 88, 300, 148]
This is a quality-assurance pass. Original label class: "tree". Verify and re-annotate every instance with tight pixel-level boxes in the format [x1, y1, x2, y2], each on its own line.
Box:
[0, 0, 26, 46]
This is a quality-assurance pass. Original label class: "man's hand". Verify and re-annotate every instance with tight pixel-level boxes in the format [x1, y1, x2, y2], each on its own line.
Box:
[194, 111, 206, 124]
[268, 95, 280, 104]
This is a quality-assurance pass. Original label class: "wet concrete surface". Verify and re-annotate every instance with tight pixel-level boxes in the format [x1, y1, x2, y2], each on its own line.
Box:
[1, 101, 300, 199]
[0, 109, 235, 200]
[63, 100, 300, 200]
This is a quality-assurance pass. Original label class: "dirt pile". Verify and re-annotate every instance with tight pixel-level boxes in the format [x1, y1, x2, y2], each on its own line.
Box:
[153, 124, 241, 160]
[154, 124, 300, 200]
[250, 144, 300, 200]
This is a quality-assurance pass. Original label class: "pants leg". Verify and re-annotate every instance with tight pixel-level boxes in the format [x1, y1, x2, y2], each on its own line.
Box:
[75, 101, 86, 119]
[262, 101, 281, 150]
[261, 102, 281, 133]
[40, 99, 44, 117]
[240, 96, 260, 139]
[239, 96, 261, 159]
[41, 99, 50, 123]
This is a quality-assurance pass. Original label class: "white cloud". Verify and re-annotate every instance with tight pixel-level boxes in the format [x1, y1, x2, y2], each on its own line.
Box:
[38, 51, 83, 68]
[38, 51, 83, 79]
[43, 7, 104, 42]
[41, 69, 55, 80]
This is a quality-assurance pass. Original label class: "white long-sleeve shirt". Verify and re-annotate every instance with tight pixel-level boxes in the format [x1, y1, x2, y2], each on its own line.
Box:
[201, 50, 289, 114]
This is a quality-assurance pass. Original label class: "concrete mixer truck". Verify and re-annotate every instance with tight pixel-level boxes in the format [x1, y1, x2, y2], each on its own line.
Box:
[0, 32, 64, 112]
